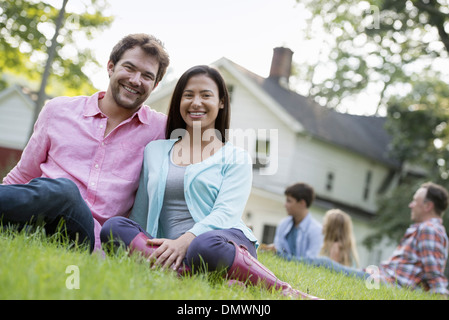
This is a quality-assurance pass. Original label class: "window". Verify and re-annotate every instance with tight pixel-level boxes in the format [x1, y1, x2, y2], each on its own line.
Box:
[326, 172, 334, 192]
[226, 84, 234, 103]
[253, 139, 270, 169]
[262, 224, 277, 244]
[364, 170, 372, 200]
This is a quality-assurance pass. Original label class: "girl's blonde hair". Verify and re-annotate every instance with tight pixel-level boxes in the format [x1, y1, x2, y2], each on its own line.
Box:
[320, 209, 360, 267]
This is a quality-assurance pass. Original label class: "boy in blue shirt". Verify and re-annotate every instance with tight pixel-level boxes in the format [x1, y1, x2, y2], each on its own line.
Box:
[273, 183, 323, 259]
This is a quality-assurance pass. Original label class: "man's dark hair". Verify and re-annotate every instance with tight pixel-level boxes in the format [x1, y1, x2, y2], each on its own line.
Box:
[421, 182, 449, 216]
[284, 182, 315, 208]
[109, 33, 170, 86]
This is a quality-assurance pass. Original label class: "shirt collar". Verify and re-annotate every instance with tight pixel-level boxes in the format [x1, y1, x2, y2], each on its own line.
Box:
[83, 91, 152, 125]
[412, 217, 443, 227]
[285, 213, 311, 234]
[296, 213, 311, 230]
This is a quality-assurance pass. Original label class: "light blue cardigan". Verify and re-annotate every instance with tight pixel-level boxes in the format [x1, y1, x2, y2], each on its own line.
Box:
[129, 139, 258, 247]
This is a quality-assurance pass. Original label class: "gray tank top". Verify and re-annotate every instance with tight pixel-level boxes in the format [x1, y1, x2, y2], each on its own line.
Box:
[159, 148, 195, 239]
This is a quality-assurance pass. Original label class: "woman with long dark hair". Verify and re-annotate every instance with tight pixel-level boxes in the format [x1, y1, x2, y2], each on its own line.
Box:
[101, 65, 320, 299]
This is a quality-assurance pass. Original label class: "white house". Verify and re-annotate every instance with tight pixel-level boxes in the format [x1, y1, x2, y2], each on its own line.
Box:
[0, 85, 36, 175]
[146, 48, 402, 267]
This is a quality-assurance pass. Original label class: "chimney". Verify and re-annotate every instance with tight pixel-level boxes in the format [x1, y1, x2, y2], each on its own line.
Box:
[269, 47, 293, 88]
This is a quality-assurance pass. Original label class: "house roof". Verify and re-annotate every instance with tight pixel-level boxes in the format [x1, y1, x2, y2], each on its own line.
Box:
[0, 85, 36, 107]
[222, 58, 400, 169]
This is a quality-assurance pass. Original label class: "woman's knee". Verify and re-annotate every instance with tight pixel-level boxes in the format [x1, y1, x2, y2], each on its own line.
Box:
[100, 217, 143, 247]
[186, 232, 235, 271]
[100, 216, 127, 242]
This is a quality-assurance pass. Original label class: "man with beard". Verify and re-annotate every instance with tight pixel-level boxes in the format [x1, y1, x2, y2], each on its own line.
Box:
[1, 34, 170, 252]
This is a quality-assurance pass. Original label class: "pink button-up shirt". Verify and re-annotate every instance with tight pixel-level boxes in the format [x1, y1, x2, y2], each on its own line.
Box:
[3, 91, 167, 250]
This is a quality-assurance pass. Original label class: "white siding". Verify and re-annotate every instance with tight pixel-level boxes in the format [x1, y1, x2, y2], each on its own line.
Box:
[218, 69, 298, 192]
[288, 135, 393, 213]
[0, 88, 34, 149]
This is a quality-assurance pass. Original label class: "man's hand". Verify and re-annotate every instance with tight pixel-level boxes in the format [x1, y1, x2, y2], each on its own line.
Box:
[259, 243, 277, 253]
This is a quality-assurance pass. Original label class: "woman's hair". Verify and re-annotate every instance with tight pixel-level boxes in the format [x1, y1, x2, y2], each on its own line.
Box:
[109, 33, 170, 86]
[165, 65, 230, 142]
[320, 209, 360, 267]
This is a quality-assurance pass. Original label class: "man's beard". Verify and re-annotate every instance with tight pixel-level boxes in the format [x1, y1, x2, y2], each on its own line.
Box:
[112, 83, 146, 110]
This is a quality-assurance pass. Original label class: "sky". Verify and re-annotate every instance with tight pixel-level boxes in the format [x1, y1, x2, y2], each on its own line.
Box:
[79, 0, 314, 91]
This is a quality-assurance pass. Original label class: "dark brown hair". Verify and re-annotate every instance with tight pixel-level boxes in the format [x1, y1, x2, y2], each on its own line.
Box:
[284, 182, 315, 208]
[165, 65, 230, 142]
[109, 33, 170, 85]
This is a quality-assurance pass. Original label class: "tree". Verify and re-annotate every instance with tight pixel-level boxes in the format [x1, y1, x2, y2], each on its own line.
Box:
[0, 0, 113, 96]
[364, 72, 449, 249]
[33, 0, 69, 129]
[295, 0, 449, 115]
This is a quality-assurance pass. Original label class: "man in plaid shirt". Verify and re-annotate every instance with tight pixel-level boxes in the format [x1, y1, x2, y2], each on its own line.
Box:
[291, 182, 449, 296]
[378, 182, 449, 295]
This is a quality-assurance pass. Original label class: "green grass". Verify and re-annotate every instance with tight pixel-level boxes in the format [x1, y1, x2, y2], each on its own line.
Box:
[0, 228, 444, 300]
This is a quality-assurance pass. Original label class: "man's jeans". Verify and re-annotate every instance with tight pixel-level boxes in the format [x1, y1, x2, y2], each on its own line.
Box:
[278, 252, 370, 280]
[0, 177, 95, 252]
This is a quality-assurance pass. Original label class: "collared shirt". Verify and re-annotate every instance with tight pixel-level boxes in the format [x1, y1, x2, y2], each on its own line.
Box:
[379, 218, 449, 295]
[3, 92, 167, 249]
[273, 214, 323, 259]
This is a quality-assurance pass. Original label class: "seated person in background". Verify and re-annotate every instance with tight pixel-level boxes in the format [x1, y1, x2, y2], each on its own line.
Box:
[286, 182, 449, 296]
[263, 183, 323, 259]
[320, 209, 360, 268]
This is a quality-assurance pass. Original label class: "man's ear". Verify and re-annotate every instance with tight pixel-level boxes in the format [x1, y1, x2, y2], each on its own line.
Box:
[298, 199, 307, 207]
[425, 200, 435, 213]
[107, 60, 115, 78]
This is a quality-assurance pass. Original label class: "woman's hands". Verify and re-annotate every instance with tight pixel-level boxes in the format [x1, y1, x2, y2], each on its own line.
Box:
[147, 232, 196, 271]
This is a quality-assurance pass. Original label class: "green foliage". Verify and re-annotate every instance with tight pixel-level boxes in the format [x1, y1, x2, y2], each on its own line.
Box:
[0, 229, 441, 300]
[365, 74, 449, 251]
[363, 179, 423, 249]
[295, 0, 449, 113]
[0, 0, 113, 95]
[386, 75, 449, 171]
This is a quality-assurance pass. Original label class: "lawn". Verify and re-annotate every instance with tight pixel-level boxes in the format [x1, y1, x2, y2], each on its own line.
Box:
[0, 228, 444, 301]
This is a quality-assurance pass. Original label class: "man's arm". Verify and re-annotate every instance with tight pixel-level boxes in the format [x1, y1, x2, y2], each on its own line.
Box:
[3, 103, 52, 185]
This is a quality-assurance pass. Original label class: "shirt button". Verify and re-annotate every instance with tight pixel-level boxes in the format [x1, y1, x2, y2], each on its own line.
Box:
[95, 164, 99, 169]
[100, 124, 104, 129]
[91, 182, 95, 186]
